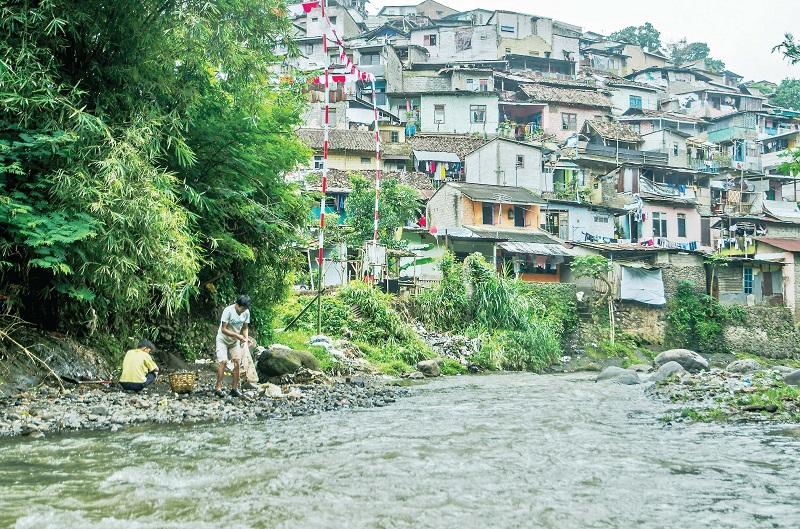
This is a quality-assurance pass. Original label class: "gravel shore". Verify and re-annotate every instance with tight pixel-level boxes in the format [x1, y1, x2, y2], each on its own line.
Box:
[0, 372, 409, 439]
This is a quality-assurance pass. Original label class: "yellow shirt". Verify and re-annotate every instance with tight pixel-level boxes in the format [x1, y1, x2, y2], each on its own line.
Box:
[120, 348, 158, 383]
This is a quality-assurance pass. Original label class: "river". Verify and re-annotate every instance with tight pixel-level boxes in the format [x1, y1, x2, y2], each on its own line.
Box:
[1, 373, 799, 529]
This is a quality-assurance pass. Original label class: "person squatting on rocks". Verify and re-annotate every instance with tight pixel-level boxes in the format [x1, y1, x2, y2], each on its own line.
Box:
[215, 295, 253, 398]
[119, 339, 160, 392]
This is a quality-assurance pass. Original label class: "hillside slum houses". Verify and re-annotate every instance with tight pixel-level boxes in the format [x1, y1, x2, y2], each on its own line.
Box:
[282, 0, 800, 325]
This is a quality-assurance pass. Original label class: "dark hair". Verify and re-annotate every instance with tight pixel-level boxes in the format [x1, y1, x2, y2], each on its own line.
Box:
[137, 339, 157, 352]
[236, 295, 252, 309]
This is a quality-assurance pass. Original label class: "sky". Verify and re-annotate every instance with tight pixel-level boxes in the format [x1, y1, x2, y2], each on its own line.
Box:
[366, 0, 799, 82]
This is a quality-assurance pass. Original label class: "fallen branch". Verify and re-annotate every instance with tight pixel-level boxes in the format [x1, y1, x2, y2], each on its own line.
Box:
[0, 329, 65, 392]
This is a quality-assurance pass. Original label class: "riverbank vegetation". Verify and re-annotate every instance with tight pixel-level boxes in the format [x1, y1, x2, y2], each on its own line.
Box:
[1, 1, 310, 359]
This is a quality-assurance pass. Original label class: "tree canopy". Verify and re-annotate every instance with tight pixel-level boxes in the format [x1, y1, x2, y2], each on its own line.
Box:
[344, 174, 421, 248]
[0, 1, 310, 338]
[769, 79, 800, 111]
[668, 39, 726, 72]
[609, 23, 662, 52]
[775, 33, 800, 64]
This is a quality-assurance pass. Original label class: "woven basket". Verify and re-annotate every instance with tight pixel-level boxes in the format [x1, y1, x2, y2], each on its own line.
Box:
[169, 371, 197, 394]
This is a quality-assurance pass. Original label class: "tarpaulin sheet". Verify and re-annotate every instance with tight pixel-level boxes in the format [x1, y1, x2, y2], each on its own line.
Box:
[619, 265, 666, 305]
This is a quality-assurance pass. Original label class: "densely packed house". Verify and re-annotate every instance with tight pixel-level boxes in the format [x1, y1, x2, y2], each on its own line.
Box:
[283, 0, 800, 320]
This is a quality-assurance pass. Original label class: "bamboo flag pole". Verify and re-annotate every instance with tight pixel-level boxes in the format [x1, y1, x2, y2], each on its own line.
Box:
[317, 0, 330, 334]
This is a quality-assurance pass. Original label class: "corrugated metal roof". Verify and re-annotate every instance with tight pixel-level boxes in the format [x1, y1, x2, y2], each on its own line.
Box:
[466, 226, 558, 244]
[451, 183, 545, 205]
[763, 200, 800, 222]
[413, 150, 460, 163]
[756, 237, 800, 252]
[498, 242, 576, 256]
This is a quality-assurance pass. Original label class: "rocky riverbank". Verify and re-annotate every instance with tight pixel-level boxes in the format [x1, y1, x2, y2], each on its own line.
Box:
[0, 370, 409, 440]
[590, 348, 800, 423]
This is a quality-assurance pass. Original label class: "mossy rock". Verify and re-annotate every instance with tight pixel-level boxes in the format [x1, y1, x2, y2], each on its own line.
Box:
[257, 347, 320, 378]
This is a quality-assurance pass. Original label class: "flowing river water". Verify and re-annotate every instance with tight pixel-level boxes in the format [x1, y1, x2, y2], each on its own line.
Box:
[1, 373, 799, 529]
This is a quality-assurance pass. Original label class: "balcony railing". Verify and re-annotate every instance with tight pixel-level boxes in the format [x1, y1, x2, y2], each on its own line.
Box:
[707, 126, 758, 144]
[688, 159, 720, 174]
[580, 144, 668, 165]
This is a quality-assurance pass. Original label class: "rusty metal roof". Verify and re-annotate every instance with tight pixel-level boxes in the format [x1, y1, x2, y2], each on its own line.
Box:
[755, 238, 800, 252]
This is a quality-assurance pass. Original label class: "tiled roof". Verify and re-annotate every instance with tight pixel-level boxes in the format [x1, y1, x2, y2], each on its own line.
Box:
[305, 169, 435, 197]
[755, 238, 800, 252]
[409, 134, 491, 162]
[584, 119, 643, 143]
[297, 129, 377, 152]
[518, 83, 612, 109]
[620, 108, 707, 124]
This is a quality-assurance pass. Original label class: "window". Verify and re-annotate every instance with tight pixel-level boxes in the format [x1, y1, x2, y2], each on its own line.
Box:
[479, 79, 489, 92]
[630, 123, 641, 133]
[305, 44, 315, 54]
[482, 202, 494, 225]
[673, 143, 679, 156]
[329, 16, 337, 24]
[390, 131, 399, 143]
[514, 206, 525, 227]
[652, 212, 668, 238]
[466, 78, 474, 89]
[629, 95, 643, 109]
[593, 215, 610, 224]
[470, 105, 486, 123]
[424, 34, 437, 46]
[743, 267, 754, 294]
[313, 155, 324, 170]
[360, 53, 380, 65]
[505, 47, 512, 54]
[516, 155, 525, 168]
[434, 104, 445, 124]
[500, 25, 515, 33]
[677, 213, 686, 237]
[561, 113, 577, 131]
[361, 156, 371, 164]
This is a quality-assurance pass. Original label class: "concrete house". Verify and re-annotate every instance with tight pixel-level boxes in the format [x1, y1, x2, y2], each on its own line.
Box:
[510, 81, 613, 142]
[297, 128, 381, 172]
[463, 138, 544, 189]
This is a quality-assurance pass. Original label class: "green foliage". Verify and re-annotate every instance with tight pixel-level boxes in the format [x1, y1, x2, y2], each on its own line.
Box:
[280, 282, 433, 374]
[745, 80, 778, 97]
[769, 79, 800, 111]
[411, 253, 563, 372]
[440, 358, 467, 375]
[609, 23, 661, 52]
[665, 281, 742, 354]
[570, 255, 611, 280]
[516, 282, 579, 341]
[669, 39, 725, 71]
[0, 0, 309, 341]
[774, 33, 800, 65]
[344, 174, 420, 247]
[586, 334, 655, 367]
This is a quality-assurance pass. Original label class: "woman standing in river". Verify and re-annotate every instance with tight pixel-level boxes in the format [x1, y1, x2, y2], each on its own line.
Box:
[214, 295, 252, 398]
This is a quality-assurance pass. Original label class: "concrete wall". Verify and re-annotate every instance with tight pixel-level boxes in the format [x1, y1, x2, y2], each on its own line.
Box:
[551, 33, 580, 63]
[304, 5, 361, 39]
[410, 25, 499, 62]
[419, 93, 500, 134]
[402, 71, 452, 93]
[304, 151, 379, 172]
[609, 86, 658, 115]
[465, 197, 541, 229]
[641, 129, 688, 168]
[614, 302, 667, 345]
[546, 104, 609, 142]
[426, 184, 462, 229]
[724, 306, 800, 359]
[464, 140, 543, 189]
[540, 204, 615, 242]
[640, 202, 701, 244]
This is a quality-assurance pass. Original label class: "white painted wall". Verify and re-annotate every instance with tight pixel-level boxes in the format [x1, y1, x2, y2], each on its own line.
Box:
[419, 93, 500, 134]
[542, 204, 616, 241]
[465, 139, 543, 189]
[609, 86, 659, 115]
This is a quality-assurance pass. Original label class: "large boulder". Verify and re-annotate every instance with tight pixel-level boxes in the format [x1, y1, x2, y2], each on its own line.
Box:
[654, 349, 709, 373]
[726, 359, 761, 374]
[417, 359, 442, 378]
[650, 361, 686, 383]
[784, 369, 800, 386]
[596, 366, 640, 385]
[257, 346, 320, 378]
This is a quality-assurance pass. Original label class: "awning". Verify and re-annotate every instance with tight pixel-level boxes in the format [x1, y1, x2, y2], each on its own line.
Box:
[413, 150, 460, 163]
[498, 241, 575, 256]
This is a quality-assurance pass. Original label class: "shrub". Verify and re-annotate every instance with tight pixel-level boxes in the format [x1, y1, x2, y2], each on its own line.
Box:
[666, 281, 740, 354]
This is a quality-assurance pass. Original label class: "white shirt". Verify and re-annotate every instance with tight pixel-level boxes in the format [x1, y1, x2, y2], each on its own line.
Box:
[217, 304, 250, 345]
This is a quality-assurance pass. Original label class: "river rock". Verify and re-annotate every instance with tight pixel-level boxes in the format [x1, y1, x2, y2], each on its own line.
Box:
[257, 347, 320, 378]
[654, 349, 709, 373]
[783, 369, 800, 386]
[650, 361, 687, 383]
[408, 371, 426, 380]
[726, 359, 761, 374]
[628, 364, 653, 373]
[260, 383, 283, 398]
[596, 366, 640, 385]
[417, 359, 442, 377]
